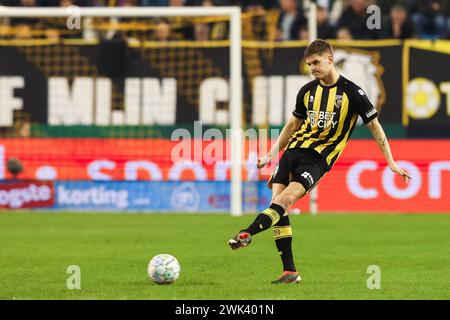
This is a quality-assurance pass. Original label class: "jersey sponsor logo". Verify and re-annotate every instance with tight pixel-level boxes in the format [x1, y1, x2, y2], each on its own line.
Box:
[308, 110, 338, 129]
[301, 171, 314, 187]
[309, 95, 314, 102]
[358, 89, 365, 96]
[365, 108, 377, 118]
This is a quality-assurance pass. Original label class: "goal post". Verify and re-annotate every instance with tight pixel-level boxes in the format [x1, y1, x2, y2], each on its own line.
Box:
[307, 0, 318, 215]
[0, 6, 244, 216]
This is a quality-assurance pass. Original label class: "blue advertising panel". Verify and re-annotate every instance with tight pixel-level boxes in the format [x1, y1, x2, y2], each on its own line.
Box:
[54, 181, 271, 213]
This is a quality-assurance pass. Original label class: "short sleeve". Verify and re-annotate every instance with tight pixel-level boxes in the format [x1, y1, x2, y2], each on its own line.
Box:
[292, 87, 307, 119]
[351, 86, 378, 124]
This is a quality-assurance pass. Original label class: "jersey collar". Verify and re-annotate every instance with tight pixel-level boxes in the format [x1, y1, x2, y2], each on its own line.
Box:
[319, 75, 341, 89]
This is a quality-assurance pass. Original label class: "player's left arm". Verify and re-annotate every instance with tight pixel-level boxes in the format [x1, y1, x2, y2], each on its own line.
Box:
[366, 118, 411, 183]
[351, 85, 411, 183]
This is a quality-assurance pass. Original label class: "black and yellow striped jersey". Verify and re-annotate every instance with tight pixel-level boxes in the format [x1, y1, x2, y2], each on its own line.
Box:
[287, 75, 378, 170]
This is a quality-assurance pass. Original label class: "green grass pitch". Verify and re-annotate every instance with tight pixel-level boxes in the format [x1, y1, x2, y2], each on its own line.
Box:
[0, 212, 449, 300]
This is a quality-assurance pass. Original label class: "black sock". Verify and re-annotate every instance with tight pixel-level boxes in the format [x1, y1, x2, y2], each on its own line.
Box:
[273, 214, 296, 272]
[243, 203, 284, 236]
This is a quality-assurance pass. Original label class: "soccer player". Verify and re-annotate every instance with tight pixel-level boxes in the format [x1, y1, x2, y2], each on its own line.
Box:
[228, 39, 411, 284]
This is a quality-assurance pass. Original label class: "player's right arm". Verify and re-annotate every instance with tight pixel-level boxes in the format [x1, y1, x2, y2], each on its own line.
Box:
[257, 116, 304, 169]
[257, 86, 308, 169]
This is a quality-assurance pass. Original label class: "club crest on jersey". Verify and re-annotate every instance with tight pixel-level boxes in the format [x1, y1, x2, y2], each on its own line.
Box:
[335, 95, 343, 108]
[309, 111, 316, 125]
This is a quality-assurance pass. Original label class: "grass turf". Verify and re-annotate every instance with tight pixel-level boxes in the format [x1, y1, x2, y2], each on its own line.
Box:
[0, 212, 449, 300]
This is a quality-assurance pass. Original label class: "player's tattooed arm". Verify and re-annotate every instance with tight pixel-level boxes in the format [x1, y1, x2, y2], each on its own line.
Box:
[367, 118, 395, 165]
[366, 118, 411, 183]
[257, 116, 304, 169]
[369, 120, 387, 147]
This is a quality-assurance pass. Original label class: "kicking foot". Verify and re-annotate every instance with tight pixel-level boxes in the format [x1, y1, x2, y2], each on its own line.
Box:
[228, 231, 252, 250]
[271, 271, 301, 284]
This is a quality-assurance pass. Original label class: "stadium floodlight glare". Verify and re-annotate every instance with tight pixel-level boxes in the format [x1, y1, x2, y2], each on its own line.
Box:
[0, 6, 243, 216]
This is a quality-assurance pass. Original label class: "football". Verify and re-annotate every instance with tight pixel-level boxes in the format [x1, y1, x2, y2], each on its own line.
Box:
[147, 254, 181, 284]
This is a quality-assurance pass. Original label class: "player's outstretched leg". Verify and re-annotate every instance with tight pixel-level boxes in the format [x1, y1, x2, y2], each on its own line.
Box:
[227, 203, 284, 250]
[271, 271, 301, 284]
[271, 213, 301, 284]
[268, 181, 306, 283]
[227, 231, 252, 250]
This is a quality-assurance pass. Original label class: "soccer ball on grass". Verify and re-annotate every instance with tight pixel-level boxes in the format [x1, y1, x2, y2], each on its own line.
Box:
[147, 254, 180, 284]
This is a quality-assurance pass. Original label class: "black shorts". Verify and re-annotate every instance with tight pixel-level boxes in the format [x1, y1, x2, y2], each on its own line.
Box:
[271, 148, 328, 192]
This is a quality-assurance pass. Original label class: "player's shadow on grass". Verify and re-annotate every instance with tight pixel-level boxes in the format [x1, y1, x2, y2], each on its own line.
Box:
[180, 280, 218, 286]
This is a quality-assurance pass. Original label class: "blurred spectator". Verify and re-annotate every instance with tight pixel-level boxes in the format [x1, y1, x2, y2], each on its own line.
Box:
[314, 0, 331, 11]
[409, 0, 448, 39]
[14, 23, 33, 39]
[446, 3, 450, 39]
[60, 0, 73, 6]
[1, 0, 448, 41]
[383, 4, 414, 39]
[14, 120, 31, 137]
[169, 0, 183, 5]
[336, 26, 353, 39]
[194, 0, 227, 41]
[7, 0, 36, 6]
[298, 25, 308, 40]
[194, 23, 209, 41]
[243, 0, 266, 12]
[154, 19, 172, 41]
[316, 4, 337, 39]
[139, 0, 168, 5]
[98, 33, 127, 77]
[182, 0, 217, 4]
[193, 0, 212, 41]
[82, 16, 118, 40]
[169, 0, 195, 40]
[243, 0, 270, 40]
[337, 0, 376, 39]
[237, 0, 278, 10]
[20, 0, 36, 5]
[329, 0, 346, 26]
[53, 0, 92, 5]
[116, 0, 137, 6]
[45, 28, 61, 41]
[375, 0, 400, 15]
[35, 0, 59, 5]
[276, 0, 306, 41]
[9, 0, 40, 28]
[181, 0, 200, 5]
